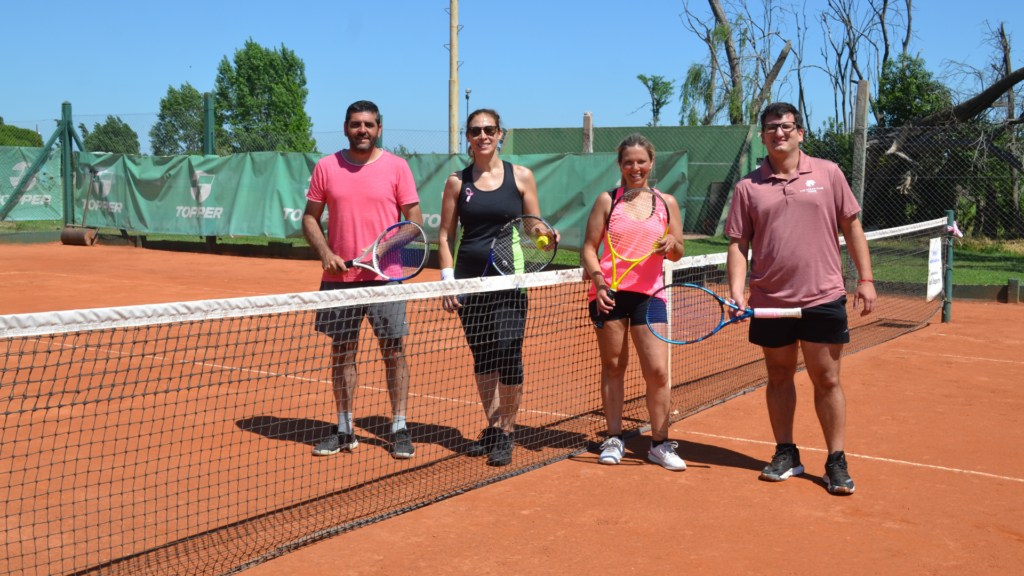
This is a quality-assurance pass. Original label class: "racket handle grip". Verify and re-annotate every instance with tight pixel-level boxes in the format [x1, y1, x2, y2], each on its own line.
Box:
[753, 308, 802, 319]
[605, 288, 616, 302]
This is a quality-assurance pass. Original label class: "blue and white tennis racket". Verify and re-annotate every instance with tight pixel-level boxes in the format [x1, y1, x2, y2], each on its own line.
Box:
[345, 221, 430, 281]
[483, 215, 558, 276]
[647, 283, 802, 345]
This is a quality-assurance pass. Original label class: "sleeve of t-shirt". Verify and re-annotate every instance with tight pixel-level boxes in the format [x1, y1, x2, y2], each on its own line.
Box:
[306, 160, 327, 203]
[724, 181, 753, 240]
[830, 163, 861, 220]
[393, 158, 420, 206]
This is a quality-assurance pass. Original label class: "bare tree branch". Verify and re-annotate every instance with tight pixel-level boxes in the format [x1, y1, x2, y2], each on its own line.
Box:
[914, 66, 1024, 126]
[750, 40, 793, 116]
[709, 0, 745, 124]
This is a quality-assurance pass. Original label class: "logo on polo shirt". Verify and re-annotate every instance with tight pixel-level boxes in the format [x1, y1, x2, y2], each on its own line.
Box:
[799, 178, 824, 194]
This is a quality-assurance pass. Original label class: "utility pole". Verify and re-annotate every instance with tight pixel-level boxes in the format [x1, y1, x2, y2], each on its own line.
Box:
[448, 1, 459, 154]
[465, 89, 471, 152]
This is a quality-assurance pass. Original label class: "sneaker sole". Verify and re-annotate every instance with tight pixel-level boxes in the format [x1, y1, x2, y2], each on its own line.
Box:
[391, 449, 415, 460]
[759, 464, 805, 481]
[824, 474, 855, 494]
[598, 455, 622, 465]
[648, 453, 687, 471]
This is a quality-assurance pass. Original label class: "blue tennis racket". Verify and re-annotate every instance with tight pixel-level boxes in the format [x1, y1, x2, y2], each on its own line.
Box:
[345, 221, 430, 281]
[647, 283, 802, 345]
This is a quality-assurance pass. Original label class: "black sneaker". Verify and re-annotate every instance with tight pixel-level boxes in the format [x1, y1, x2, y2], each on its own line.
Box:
[824, 451, 855, 495]
[391, 427, 415, 459]
[467, 426, 501, 457]
[759, 443, 805, 481]
[486, 431, 514, 467]
[312, 432, 358, 456]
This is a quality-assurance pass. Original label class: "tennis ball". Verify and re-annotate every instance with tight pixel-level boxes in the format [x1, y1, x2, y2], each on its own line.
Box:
[535, 235, 551, 249]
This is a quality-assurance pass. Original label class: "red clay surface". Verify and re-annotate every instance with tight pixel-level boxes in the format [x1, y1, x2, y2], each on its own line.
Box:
[2, 242, 1022, 575]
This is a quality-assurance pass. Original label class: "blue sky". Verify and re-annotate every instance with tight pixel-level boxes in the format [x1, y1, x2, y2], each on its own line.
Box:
[2, 0, 1018, 148]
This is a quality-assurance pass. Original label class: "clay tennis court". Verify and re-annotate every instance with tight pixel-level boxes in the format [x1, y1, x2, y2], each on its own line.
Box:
[2, 242, 1022, 574]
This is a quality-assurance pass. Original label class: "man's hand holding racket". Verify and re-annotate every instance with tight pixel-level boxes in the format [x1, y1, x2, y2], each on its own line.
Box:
[726, 293, 747, 322]
[322, 252, 348, 276]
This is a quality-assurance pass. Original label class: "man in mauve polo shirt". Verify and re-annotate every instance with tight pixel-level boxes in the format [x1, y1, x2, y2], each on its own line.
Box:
[302, 100, 423, 461]
[725, 102, 876, 495]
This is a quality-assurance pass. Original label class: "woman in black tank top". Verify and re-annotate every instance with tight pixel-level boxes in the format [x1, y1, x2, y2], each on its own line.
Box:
[437, 109, 559, 467]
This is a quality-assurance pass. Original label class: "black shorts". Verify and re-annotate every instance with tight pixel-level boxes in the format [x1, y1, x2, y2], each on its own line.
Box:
[588, 291, 667, 327]
[314, 280, 409, 342]
[456, 290, 528, 386]
[749, 296, 849, 348]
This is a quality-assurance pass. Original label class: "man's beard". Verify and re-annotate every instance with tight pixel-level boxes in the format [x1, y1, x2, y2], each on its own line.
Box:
[348, 134, 376, 151]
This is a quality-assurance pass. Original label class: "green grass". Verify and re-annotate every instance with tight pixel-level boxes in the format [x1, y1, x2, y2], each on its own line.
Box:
[0, 219, 63, 233]
[952, 248, 1024, 285]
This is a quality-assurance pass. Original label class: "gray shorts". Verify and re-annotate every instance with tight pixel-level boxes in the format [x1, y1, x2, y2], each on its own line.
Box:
[314, 280, 409, 342]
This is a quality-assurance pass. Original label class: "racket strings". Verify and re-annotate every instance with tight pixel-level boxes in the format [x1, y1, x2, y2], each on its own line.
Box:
[492, 217, 556, 275]
[607, 190, 668, 260]
[662, 285, 724, 343]
[376, 223, 428, 278]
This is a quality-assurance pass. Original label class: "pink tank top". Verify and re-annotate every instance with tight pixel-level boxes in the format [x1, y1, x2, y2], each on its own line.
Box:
[588, 187, 667, 302]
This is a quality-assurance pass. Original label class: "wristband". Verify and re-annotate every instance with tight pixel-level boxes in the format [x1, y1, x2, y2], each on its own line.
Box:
[858, 279, 874, 283]
[441, 268, 455, 281]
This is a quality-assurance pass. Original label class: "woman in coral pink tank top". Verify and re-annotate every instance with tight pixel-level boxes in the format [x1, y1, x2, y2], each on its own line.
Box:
[580, 134, 686, 471]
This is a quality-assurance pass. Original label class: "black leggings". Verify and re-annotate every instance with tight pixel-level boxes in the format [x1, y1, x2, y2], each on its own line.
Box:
[456, 290, 528, 386]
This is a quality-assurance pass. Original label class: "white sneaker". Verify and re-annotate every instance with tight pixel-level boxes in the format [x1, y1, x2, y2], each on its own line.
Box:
[598, 436, 625, 465]
[648, 441, 687, 471]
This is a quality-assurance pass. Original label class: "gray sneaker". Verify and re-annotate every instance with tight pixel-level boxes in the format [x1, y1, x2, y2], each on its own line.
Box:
[391, 427, 415, 459]
[824, 451, 855, 495]
[312, 432, 358, 456]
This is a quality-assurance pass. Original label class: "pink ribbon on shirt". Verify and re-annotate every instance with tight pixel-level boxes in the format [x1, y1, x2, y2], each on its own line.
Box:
[465, 188, 474, 202]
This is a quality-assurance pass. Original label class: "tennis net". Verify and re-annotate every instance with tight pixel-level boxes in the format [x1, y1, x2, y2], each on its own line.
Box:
[0, 217, 948, 576]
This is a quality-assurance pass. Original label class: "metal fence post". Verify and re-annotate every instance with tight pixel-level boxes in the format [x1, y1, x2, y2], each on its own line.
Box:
[203, 92, 215, 155]
[583, 111, 593, 153]
[942, 209, 954, 322]
[61, 102, 73, 227]
[850, 80, 869, 216]
[377, 114, 383, 150]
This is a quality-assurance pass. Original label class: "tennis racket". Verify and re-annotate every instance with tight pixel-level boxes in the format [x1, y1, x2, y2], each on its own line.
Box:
[344, 221, 430, 281]
[483, 215, 558, 276]
[594, 188, 669, 328]
[647, 283, 802, 345]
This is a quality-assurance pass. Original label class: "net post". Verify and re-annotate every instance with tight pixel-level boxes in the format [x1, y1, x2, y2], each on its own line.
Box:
[942, 209, 954, 322]
[851, 80, 869, 219]
[203, 92, 215, 155]
[663, 258, 672, 386]
[61, 101, 74, 227]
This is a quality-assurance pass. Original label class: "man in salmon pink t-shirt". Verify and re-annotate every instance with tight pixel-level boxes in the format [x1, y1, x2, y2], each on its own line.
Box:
[725, 102, 876, 495]
[301, 100, 422, 461]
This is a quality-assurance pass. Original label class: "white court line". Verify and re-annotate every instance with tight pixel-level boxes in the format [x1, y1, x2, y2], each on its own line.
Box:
[34, 338, 582, 421]
[886, 349, 1024, 365]
[925, 333, 1024, 345]
[681, 430, 1024, 483]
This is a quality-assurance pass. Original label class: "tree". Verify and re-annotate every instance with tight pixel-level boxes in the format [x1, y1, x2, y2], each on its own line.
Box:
[0, 118, 43, 147]
[214, 39, 316, 153]
[81, 116, 141, 154]
[150, 83, 204, 156]
[637, 74, 676, 127]
[679, 0, 793, 126]
[874, 53, 951, 128]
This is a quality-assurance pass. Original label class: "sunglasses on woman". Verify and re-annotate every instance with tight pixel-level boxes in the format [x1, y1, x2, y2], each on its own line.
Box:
[467, 125, 499, 138]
